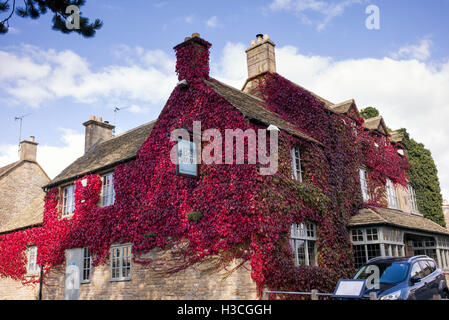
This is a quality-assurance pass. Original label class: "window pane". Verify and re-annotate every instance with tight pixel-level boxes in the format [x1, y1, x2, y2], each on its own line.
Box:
[366, 228, 378, 241]
[291, 146, 303, 182]
[386, 179, 398, 209]
[367, 244, 381, 260]
[296, 240, 306, 266]
[354, 245, 366, 269]
[307, 240, 316, 266]
[178, 139, 197, 176]
[82, 247, 91, 281]
[101, 173, 115, 207]
[359, 169, 370, 201]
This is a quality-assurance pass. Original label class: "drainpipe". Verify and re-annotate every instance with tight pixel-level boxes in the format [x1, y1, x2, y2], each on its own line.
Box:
[38, 265, 44, 300]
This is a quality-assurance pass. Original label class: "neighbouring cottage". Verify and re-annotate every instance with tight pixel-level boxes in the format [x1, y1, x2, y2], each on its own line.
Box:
[0, 33, 448, 300]
[0, 137, 50, 299]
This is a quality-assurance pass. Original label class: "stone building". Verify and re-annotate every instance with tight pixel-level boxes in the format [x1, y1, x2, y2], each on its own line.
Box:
[0, 137, 50, 299]
[0, 34, 448, 300]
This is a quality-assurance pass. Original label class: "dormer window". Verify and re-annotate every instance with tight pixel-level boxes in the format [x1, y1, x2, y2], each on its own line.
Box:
[176, 137, 198, 177]
[100, 172, 115, 207]
[359, 168, 370, 201]
[62, 184, 75, 217]
[290, 146, 303, 182]
[386, 178, 398, 209]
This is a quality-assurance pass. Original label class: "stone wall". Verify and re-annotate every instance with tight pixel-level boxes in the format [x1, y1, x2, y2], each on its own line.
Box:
[0, 277, 39, 300]
[42, 247, 258, 300]
[0, 161, 49, 227]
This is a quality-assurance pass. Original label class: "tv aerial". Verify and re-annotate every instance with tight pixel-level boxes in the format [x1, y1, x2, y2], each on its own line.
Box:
[112, 106, 131, 135]
[14, 113, 32, 152]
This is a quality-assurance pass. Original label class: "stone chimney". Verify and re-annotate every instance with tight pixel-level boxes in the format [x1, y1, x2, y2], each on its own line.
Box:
[173, 33, 212, 82]
[242, 34, 276, 96]
[82, 115, 115, 153]
[245, 34, 276, 78]
[19, 136, 38, 162]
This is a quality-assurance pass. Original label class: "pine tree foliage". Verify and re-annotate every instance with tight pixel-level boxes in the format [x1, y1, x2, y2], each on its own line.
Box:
[0, 0, 102, 37]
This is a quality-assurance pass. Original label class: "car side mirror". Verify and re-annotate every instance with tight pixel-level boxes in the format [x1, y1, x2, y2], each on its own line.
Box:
[410, 275, 421, 284]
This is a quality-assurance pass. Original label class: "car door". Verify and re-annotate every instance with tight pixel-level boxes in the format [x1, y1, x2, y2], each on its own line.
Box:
[422, 260, 440, 298]
[418, 260, 434, 299]
[408, 262, 428, 300]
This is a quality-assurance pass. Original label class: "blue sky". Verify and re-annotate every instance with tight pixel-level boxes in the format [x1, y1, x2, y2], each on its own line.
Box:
[1, 0, 449, 199]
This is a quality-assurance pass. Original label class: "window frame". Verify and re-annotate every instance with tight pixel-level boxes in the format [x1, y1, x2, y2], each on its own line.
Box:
[110, 244, 132, 282]
[359, 168, 370, 202]
[385, 178, 399, 209]
[408, 184, 418, 213]
[100, 172, 115, 207]
[27, 246, 39, 275]
[290, 145, 304, 182]
[176, 137, 199, 178]
[61, 184, 76, 217]
[81, 247, 92, 284]
[290, 222, 317, 267]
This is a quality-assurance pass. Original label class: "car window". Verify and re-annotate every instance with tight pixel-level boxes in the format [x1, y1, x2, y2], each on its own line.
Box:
[354, 262, 408, 284]
[410, 262, 422, 278]
[419, 260, 432, 277]
[428, 260, 437, 273]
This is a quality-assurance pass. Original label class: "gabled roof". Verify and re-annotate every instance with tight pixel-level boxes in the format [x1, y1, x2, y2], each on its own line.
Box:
[0, 161, 22, 180]
[0, 194, 44, 234]
[363, 116, 389, 136]
[349, 207, 449, 236]
[205, 78, 322, 145]
[45, 121, 156, 189]
[330, 99, 361, 119]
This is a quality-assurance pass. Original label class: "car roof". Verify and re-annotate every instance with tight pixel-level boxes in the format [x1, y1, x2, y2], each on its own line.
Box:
[366, 255, 433, 264]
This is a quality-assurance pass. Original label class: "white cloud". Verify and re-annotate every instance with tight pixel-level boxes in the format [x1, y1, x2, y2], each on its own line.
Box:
[212, 42, 247, 89]
[0, 45, 177, 108]
[267, 0, 365, 31]
[212, 42, 449, 201]
[0, 128, 84, 179]
[185, 15, 194, 24]
[390, 38, 432, 61]
[206, 16, 219, 28]
[128, 104, 149, 114]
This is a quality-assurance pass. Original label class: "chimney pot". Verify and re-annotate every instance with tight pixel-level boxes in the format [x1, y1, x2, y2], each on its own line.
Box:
[192, 33, 200, 38]
[245, 33, 276, 79]
[29, 136, 35, 142]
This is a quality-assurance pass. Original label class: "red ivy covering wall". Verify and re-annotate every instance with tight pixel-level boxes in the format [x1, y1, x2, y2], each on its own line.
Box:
[0, 37, 409, 298]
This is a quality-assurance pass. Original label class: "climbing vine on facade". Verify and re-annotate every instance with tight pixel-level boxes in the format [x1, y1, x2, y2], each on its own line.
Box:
[0, 38, 411, 298]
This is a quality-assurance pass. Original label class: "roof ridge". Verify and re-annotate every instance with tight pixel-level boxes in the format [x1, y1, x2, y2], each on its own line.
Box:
[113, 120, 157, 139]
[207, 77, 265, 103]
[0, 160, 23, 180]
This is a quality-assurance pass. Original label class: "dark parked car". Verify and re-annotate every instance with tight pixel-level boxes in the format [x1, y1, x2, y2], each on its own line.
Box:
[353, 255, 449, 300]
